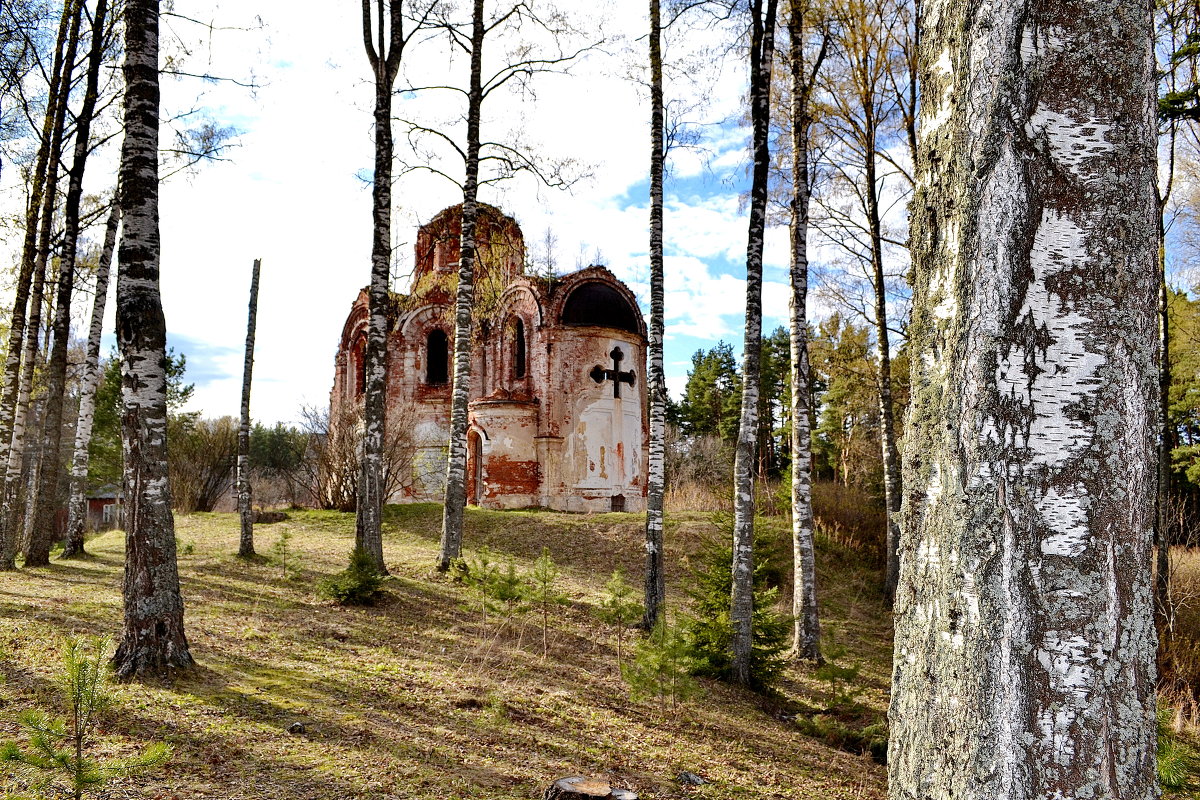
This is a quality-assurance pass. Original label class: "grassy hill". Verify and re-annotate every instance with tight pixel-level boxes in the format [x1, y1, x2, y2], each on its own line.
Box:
[0, 502, 893, 800]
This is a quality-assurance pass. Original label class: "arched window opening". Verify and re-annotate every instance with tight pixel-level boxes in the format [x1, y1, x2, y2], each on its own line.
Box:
[353, 338, 366, 397]
[560, 282, 639, 333]
[426, 329, 449, 385]
[513, 319, 526, 379]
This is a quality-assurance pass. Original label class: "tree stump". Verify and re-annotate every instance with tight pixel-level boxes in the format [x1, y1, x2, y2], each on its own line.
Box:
[543, 777, 637, 800]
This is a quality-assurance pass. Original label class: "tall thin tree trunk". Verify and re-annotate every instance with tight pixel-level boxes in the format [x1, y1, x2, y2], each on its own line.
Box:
[29, 0, 111, 567]
[437, 0, 485, 572]
[642, 0, 667, 631]
[0, 0, 75, 570]
[866, 145, 902, 604]
[357, 0, 405, 576]
[787, 1, 825, 663]
[1156, 209, 1174, 647]
[0, 0, 80, 565]
[111, 0, 193, 680]
[62, 201, 119, 559]
[890, 0, 1159, 794]
[731, 0, 778, 687]
[237, 258, 261, 558]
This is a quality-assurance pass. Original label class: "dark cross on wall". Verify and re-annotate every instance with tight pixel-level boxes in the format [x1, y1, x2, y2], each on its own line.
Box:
[590, 347, 636, 398]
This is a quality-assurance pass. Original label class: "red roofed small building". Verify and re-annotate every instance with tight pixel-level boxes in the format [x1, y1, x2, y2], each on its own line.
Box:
[331, 204, 648, 512]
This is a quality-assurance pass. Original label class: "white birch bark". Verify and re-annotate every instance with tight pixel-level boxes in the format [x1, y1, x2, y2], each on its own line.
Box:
[642, 0, 667, 630]
[111, 0, 193, 679]
[0, 0, 75, 569]
[31, 0, 111, 566]
[786, 0, 825, 663]
[731, 0, 778, 686]
[889, 0, 1159, 793]
[437, 0, 485, 571]
[357, 0, 406, 576]
[63, 201, 119, 559]
[237, 258, 261, 558]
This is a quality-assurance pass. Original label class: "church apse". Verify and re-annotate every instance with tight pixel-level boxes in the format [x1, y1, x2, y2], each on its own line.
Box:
[330, 205, 648, 513]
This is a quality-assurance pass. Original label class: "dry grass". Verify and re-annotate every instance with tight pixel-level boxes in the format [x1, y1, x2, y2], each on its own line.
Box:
[0, 503, 890, 800]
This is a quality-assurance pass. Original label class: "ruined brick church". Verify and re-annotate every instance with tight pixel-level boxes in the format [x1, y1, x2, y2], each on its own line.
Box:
[331, 204, 648, 512]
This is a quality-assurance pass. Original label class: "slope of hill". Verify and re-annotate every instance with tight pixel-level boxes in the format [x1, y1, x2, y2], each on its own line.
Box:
[0, 504, 892, 799]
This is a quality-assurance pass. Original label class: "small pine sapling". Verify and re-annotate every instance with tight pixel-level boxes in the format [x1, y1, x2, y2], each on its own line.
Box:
[268, 528, 298, 578]
[596, 569, 642, 672]
[456, 547, 527, 629]
[622, 615, 699, 711]
[1, 637, 169, 799]
[317, 547, 385, 605]
[527, 547, 569, 658]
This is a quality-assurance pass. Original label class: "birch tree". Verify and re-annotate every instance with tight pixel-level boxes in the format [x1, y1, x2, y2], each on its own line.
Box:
[28, 0, 113, 567]
[237, 258, 261, 559]
[111, 0, 194, 679]
[730, 0, 778, 687]
[429, 1, 592, 570]
[62, 202, 120, 559]
[890, 0, 1159, 795]
[642, 0, 667, 630]
[784, 0, 825, 662]
[0, 0, 80, 568]
[357, 0, 420, 576]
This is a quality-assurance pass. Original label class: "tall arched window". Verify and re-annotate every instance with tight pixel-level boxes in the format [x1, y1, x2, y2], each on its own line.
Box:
[353, 338, 366, 397]
[513, 319, 526, 379]
[426, 329, 449, 384]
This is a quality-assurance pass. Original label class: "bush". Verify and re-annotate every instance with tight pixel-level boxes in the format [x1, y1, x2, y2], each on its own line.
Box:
[318, 548, 385, 605]
[681, 513, 790, 691]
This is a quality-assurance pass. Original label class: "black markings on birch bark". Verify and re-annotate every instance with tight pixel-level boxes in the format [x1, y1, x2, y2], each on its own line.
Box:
[786, 0, 825, 663]
[30, 0, 111, 567]
[112, 0, 193, 679]
[890, 0, 1159, 794]
[358, 0, 407, 577]
[642, 0, 667, 631]
[731, 0, 778, 687]
[63, 203, 120, 559]
[237, 259, 261, 558]
[438, 0, 486, 572]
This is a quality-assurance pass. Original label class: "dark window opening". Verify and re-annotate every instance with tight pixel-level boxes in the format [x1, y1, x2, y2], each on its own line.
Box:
[514, 319, 526, 379]
[426, 329, 449, 384]
[611, 494, 626, 512]
[561, 282, 639, 333]
[354, 339, 366, 397]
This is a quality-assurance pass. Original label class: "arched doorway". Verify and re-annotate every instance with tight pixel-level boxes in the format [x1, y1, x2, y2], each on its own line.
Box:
[467, 430, 484, 505]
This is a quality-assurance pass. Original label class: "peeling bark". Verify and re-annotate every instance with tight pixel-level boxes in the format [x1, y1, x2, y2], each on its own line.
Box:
[30, 0, 111, 567]
[890, 0, 1159, 794]
[63, 201, 119, 559]
[237, 258, 261, 558]
[357, 0, 406, 576]
[438, 0, 486, 572]
[642, 0, 667, 631]
[112, 0, 193, 680]
[786, 0, 825, 663]
[731, 0, 778, 687]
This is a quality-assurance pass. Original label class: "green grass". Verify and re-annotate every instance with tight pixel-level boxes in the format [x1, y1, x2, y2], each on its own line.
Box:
[0, 504, 891, 800]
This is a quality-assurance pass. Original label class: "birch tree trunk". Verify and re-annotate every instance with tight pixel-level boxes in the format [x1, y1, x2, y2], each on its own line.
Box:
[437, 0, 485, 572]
[111, 0, 194, 679]
[642, 0, 667, 631]
[29, 0, 111, 567]
[0, 0, 74, 569]
[62, 201, 119, 559]
[0, 0, 80, 565]
[237, 258, 261, 558]
[786, 0, 824, 663]
[730, 0, 778, 687]
[889, 0, 1159, 793]
[357, 0, 406, 576]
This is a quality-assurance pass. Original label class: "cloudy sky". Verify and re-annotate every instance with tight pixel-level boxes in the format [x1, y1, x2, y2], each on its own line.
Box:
[3, 1, 814, 425]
